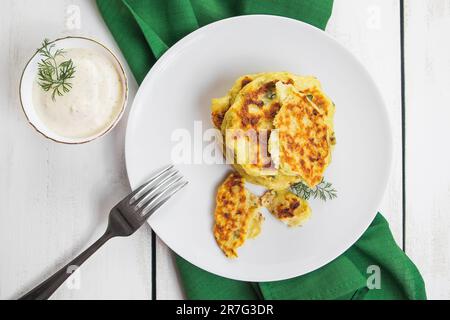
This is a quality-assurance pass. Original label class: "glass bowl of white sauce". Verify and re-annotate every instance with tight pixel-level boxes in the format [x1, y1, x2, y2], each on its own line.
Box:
[19, 36, 128, 144]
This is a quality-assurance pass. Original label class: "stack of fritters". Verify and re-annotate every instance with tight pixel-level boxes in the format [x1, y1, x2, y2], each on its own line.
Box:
[211, 72, 336, 257]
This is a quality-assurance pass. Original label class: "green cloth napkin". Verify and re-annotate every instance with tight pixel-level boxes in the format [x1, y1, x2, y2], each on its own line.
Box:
[97, 0, 426, 300]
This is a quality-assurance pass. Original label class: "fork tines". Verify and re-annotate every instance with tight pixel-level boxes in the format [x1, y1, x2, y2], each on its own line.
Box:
[129, 165, 188, 218]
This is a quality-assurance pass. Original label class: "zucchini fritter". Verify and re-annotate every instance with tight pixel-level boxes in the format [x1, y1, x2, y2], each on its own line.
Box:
[213, 173, 264, 258]
[261, 189, 311, 227]
[273, 82, 335, 187]
[211, 74, 261, 129]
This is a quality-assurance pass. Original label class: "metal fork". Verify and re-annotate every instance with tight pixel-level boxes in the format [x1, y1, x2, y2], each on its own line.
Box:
[19, 165, 187, 300]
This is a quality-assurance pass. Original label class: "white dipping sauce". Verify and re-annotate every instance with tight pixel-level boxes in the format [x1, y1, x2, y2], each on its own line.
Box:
[32, 48, 125, 139]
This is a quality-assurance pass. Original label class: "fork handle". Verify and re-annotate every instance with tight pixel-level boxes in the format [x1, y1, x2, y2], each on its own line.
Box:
[19, 231, 114, 300]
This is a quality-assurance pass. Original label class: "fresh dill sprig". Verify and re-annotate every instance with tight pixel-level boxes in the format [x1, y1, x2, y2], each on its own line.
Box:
[36, 39, 76, 101]
[291, 179, 337, 201]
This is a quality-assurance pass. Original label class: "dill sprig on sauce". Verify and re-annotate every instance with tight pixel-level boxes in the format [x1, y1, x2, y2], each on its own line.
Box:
[36, 39, 76, 101]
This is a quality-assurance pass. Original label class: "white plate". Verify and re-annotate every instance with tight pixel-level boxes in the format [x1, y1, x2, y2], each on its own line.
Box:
[125, 15, 392, 282]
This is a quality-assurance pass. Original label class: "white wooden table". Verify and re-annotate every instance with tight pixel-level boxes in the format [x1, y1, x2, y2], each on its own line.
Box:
[0, 0, 448, 300]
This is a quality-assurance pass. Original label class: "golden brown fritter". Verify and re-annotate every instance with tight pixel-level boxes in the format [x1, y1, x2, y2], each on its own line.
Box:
[211, 74, 261, 129]
[213, 173, 264, 258]
[273, 82, 335, 188]
[261, 189, 311, 227]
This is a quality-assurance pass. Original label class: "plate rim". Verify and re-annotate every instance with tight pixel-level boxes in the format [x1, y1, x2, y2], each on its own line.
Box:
[125, 14, 393, 282]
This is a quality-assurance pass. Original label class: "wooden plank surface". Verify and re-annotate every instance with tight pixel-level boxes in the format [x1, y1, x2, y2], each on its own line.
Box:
[155, 0, 404, 299]
[404, 0, 450, 300]
[0, 0, 150, 300]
